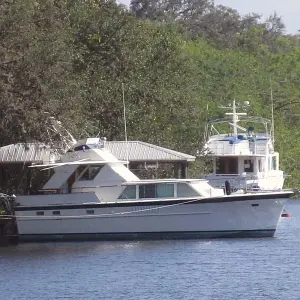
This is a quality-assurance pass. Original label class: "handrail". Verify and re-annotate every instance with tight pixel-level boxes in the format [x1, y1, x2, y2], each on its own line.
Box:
[206, 173, 283, 191]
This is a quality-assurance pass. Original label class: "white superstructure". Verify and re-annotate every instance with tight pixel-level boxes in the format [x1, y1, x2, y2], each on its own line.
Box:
[203, 101, 285, 192]
[14, 137, 292, 241]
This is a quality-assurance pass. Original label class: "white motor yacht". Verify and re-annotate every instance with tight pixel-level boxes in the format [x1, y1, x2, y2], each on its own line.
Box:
[14, 137, 292, 241]
[203, 100, 285, 192]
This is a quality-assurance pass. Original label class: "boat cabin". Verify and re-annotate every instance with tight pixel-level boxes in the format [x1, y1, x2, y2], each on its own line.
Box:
[214, 154, 279, 176]
[119, 179, 223, 200]
[23, 138, 223, 204]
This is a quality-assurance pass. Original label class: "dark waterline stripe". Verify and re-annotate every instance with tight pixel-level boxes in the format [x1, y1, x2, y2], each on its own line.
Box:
[19, 229, 276, 242]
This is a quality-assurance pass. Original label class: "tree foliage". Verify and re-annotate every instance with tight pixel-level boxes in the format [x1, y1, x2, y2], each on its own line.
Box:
[1, 0, 300, 188]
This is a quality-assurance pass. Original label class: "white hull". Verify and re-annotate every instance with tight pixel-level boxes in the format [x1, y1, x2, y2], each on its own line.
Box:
[15, 195, 287, 241]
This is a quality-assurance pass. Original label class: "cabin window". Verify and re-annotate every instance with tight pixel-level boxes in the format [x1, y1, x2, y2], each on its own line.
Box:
[244, 159, 254, 172]
[216, 157, 238, 174]
[74, 145, 91, 151]
[86, 209, 95, 214]
[77, 165, 88, 180]
[271, 156, 277, 170]
[177, 183, 199, 197]
[139, 184, 156, 199]
[156, 183, 174, 198]
[121, 184, 174, 200]
[79, 168, 90, 180]
[79, 166, 103, 181]
[90, 166, 102, 179]
[258, 160, 262, 172]
[118, 185, 136, 199]
[36, 211, 44, 216]
[52, 211, 61, 216]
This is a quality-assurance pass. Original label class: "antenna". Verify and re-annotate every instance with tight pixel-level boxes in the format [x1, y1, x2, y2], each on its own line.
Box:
[122, 82, 129, 168]
[270, 76, 275, 144]
[204, 102, 209, 141]
[44, 114, 77, 154]
[223, 100, 247, 136]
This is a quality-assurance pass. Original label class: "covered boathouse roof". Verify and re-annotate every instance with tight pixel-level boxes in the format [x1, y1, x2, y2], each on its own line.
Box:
[0, 141, 195, 164]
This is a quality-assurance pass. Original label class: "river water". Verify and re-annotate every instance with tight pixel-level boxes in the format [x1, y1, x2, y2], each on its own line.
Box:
[1, 201, 300, 300]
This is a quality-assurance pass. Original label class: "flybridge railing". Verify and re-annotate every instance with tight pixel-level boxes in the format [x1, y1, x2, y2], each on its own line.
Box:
[206, 173, 283, 191]
[205, 138, 271, 156]
[206, 141, 254, 156]
[204, 116, 273, 143]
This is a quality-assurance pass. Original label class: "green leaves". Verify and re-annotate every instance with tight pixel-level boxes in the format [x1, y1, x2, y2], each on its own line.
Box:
[1, 0, 300, 188]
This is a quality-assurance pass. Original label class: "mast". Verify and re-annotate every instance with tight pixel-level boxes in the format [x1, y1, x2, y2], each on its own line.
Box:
[232, 100, 237, 136]
[122, 82, 129, 168]
[224, 100, 247, 137]
[270, 76, 275, 144]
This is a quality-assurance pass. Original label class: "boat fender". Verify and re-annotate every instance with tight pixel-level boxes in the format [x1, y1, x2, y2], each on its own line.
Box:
[281, 211, 292, 217]
[225, 180, 231, 195]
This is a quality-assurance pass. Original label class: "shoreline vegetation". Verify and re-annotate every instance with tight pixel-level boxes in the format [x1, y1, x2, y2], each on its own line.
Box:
[1, 0, 300, 191]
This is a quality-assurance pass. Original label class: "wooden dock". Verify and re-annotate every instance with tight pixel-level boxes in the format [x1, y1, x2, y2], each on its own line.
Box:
[0, 216, 19, 246]
[0, 194, 19, 245]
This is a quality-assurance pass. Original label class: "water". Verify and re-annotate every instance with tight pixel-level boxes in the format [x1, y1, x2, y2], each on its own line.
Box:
[1, 201, 300, 300]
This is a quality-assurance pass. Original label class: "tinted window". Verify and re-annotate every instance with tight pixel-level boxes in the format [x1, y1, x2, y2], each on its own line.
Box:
[118, 186, 136, 199]
[79, 166, 103, 181]
[139, 184, 156, 199]
[258, 160, 262, 172]
[52, 211, 61, 216]
[36, 211, 44, 216]
[177, 183, 199, 197]
[217, 157, 238, 174]
[79, 167, 90, 181]
[272, 156, 277, 170]
[156, 183, 174, 198]
[244, 159, 254, 172]
[74, 145, 91, 151]
[90, 166, 102, 179]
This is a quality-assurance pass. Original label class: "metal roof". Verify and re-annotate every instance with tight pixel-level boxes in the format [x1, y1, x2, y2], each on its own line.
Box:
[0, 143, 52, 163]
[106, 141, 195, 162]
[0, 141, 195, 163]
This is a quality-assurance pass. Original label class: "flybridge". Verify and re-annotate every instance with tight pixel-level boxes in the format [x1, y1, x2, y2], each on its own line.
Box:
[204, 100, 273, 143]
[204, 102, 274, 157]
[203, 100, 284, 191]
